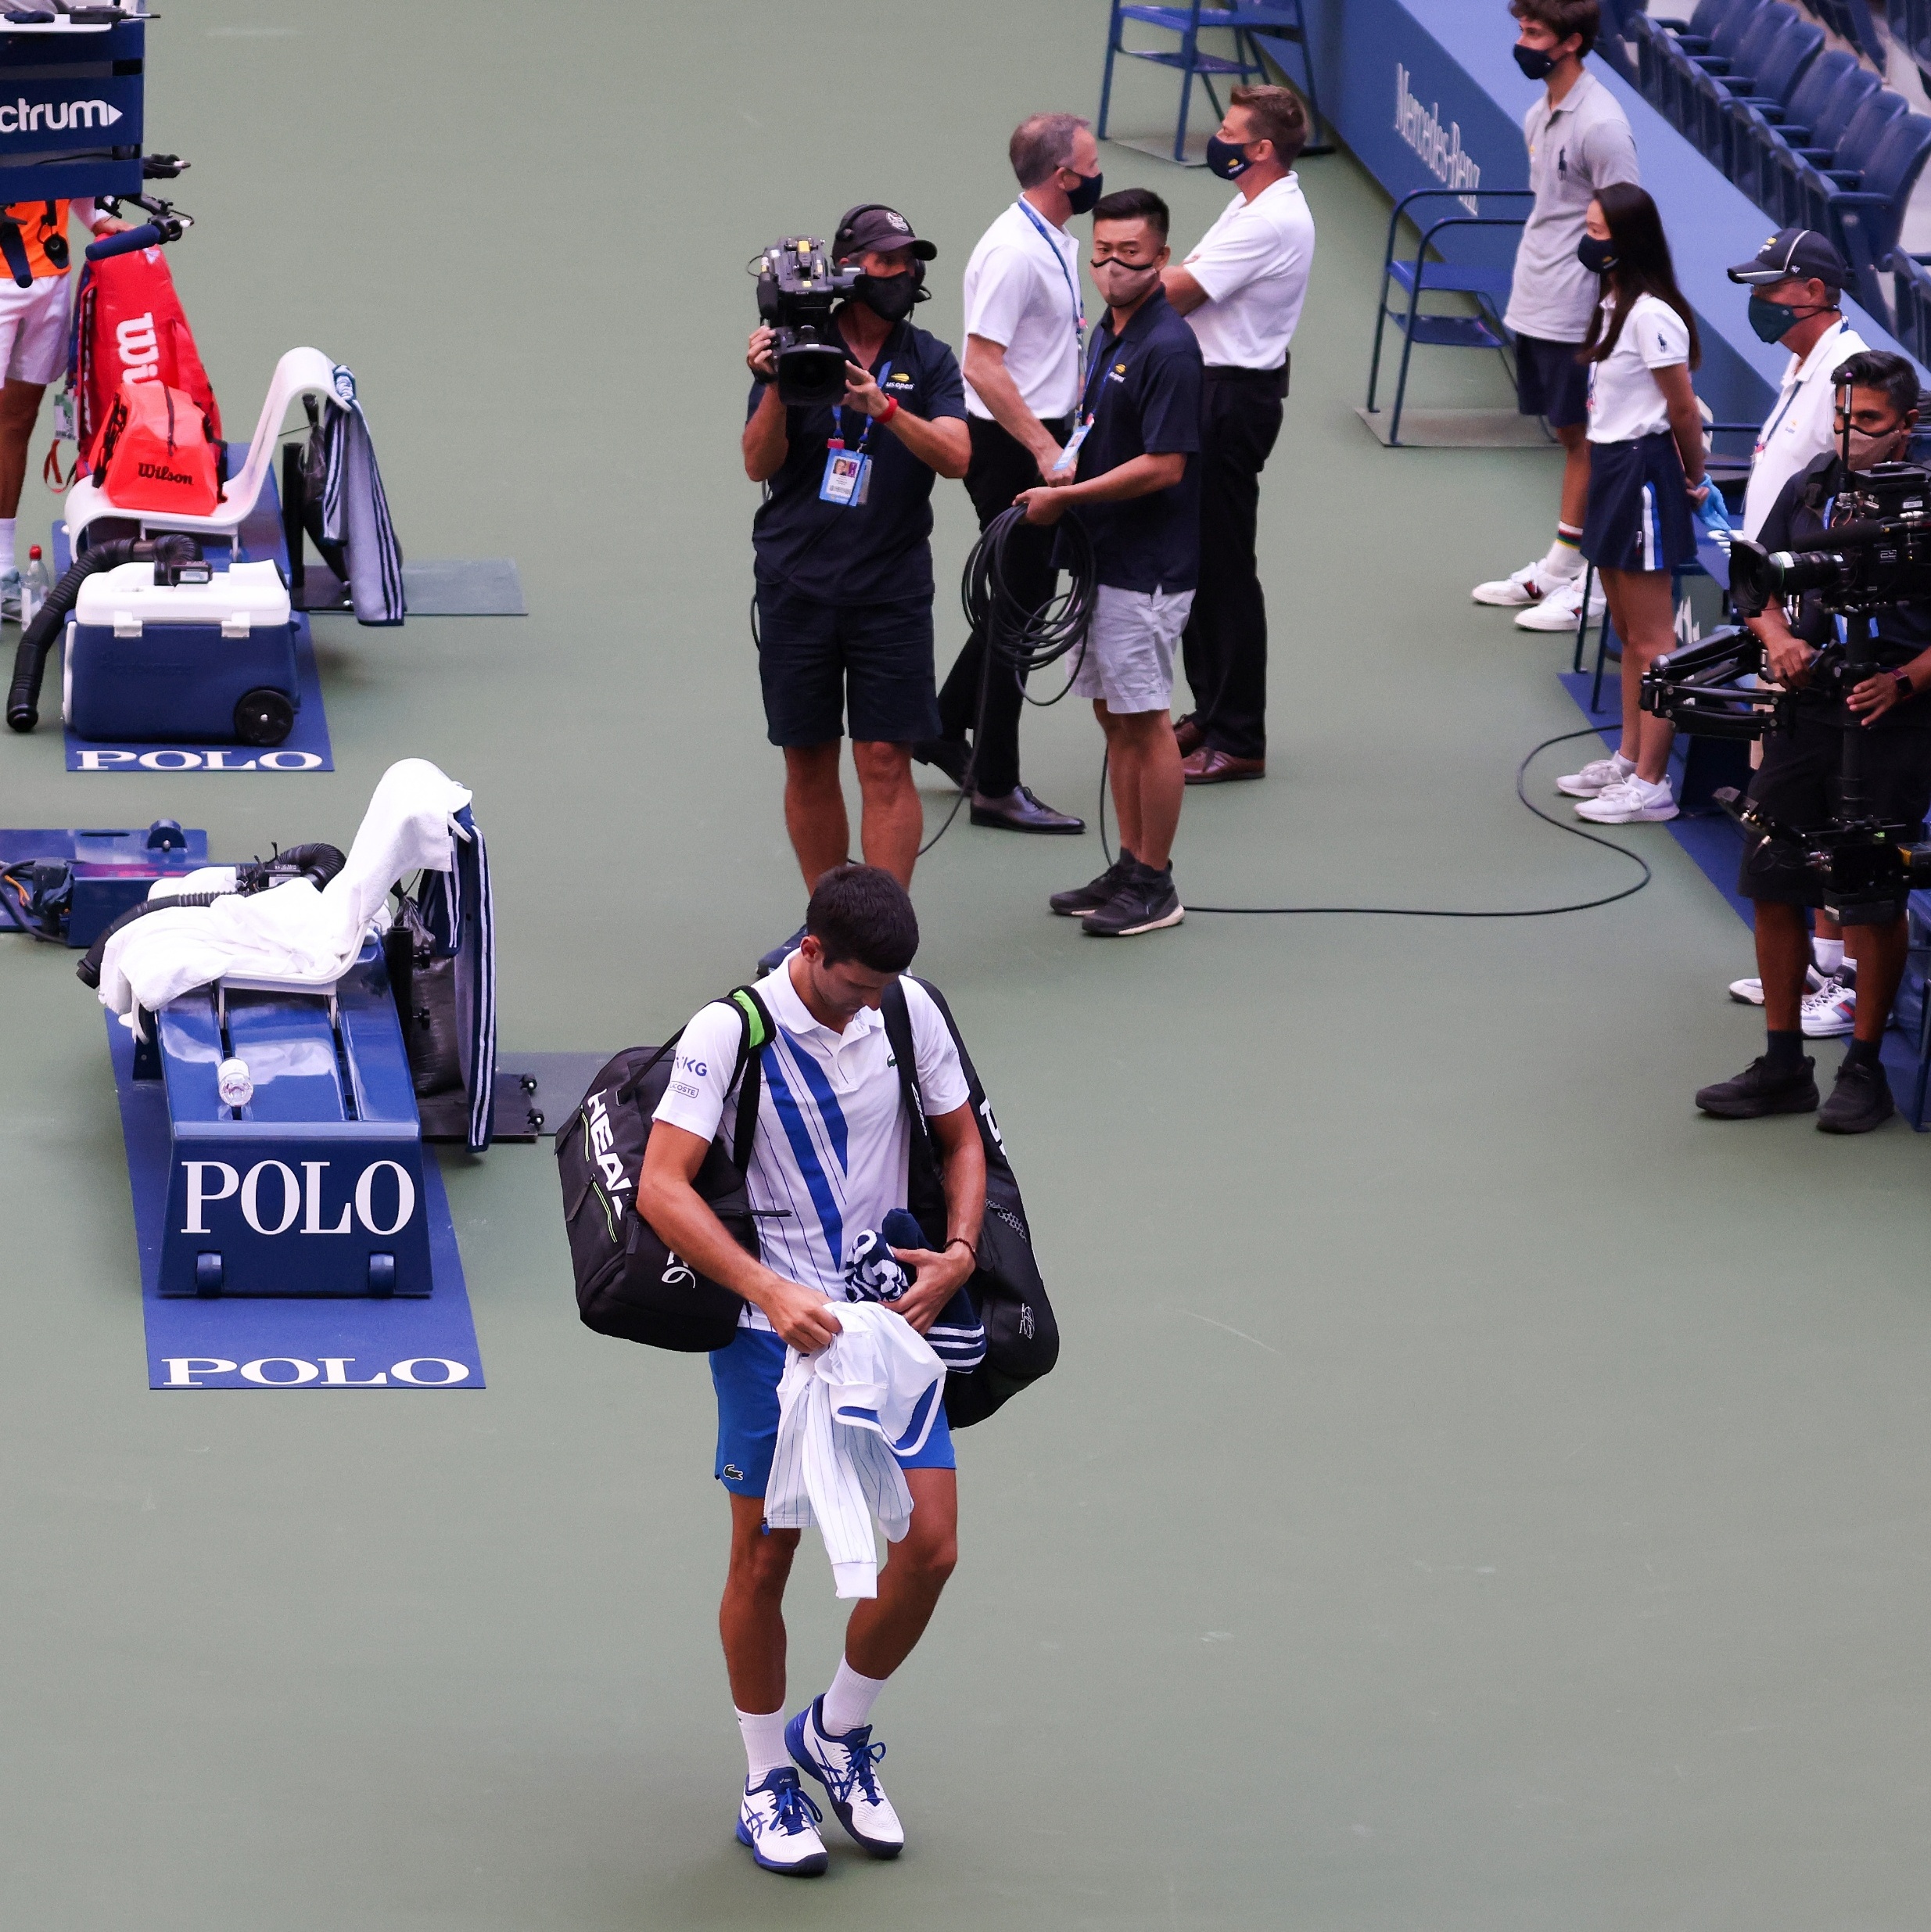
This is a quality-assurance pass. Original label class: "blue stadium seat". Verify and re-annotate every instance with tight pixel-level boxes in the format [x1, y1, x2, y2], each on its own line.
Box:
[1796, 0, 1887, 70]
[1725, 45, 1857, 209]
[1657, 0, 1769, 129]
[1802, 110, 1931, 329]
[1694, 13, 1823, 174]
[1900, 0, 1931, 95]
[1764, 85, 1904, 230]
[1887, 248, 1931, 366]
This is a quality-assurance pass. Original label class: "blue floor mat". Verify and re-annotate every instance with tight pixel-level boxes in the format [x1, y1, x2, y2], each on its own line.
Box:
[106, 1013, 485, 1389]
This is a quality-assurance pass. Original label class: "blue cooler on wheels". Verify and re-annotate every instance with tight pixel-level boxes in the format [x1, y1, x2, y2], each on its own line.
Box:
[66, 559, 300, 746]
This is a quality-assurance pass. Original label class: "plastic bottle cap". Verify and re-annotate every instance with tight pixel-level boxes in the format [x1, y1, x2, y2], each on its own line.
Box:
[27, 544, 38, 558]
[216, 1057, 253, 1108]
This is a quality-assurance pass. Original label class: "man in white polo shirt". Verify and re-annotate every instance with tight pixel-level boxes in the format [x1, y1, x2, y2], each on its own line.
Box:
[1473, 0, 1639, 633]
[637, 864, 985, 1880]
[1721, 226, 1871, 1028]
[1159, 84, 1315, 784]
[914, 111, 1094, 835]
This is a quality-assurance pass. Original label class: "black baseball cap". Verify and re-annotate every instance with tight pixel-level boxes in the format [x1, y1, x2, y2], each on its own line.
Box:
[1727, 226, 1847, 289]
[833, 203, 937, 262]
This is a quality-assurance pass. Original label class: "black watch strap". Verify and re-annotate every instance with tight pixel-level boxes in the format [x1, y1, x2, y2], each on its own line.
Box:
[1896, 670, 1915, 698]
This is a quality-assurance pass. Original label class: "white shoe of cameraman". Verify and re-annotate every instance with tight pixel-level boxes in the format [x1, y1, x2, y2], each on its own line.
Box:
[1575, 774, 1678, 823]
[1516, 573, 1606, 632]
[1728, 964, 1826, 1005]
[1556, 752, 1635, 798]
[1472, 551, 1579, 607]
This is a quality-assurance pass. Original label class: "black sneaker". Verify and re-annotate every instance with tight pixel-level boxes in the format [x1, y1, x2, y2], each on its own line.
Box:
[1817, 1057, 1895, 1133]
[1694, 1054, 1818, 1119]
[1082, 860, 1183, 938]
[1050, 849, 1134, 918]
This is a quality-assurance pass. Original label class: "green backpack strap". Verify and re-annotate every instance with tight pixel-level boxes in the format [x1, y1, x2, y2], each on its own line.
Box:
[724, 985, 774, 1172]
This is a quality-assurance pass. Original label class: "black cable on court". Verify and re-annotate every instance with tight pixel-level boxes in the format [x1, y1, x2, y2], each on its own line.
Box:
[1096, 723, 1653, 918]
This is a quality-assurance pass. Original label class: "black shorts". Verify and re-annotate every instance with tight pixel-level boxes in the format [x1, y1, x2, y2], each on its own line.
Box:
[1514, 333, 1589, 429]
[1580, 433, 1696, 574]
[1738, 702, 1931, 907]
[753, 584, 941, 748]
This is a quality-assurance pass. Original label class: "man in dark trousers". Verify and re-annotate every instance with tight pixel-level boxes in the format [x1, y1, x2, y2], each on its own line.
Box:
[1160, 84, 1315, 783]
[915, 112, 1095, 834]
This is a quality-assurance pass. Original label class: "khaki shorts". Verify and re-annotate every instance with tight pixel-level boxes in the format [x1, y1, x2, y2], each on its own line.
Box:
[1069, 583, 1193, 713]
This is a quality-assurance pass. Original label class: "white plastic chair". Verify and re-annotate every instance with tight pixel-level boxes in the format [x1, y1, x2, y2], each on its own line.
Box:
[62, 346, 342, 545]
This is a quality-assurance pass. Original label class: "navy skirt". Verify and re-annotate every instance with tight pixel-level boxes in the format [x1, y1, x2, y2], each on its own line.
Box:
[1581, 431, 1696, 574]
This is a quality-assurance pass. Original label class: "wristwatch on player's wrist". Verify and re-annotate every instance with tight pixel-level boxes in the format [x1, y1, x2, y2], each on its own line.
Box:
[1896, 670, 1915, 699]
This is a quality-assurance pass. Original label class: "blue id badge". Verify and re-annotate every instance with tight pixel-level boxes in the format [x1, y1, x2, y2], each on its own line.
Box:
[1051, 419, 1093, 476]
[820, 443, 871, 507]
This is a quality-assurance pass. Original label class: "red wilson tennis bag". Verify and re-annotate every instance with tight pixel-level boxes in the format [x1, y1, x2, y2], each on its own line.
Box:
[89, 375, 224, 515]
[73, 246, 222, 466]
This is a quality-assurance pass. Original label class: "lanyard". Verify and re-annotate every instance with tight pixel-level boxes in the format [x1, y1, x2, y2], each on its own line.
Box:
[1014, 198, 1085, 340]
[1758, 322, 1843, 453]
[1075, 329, 1114, 426]
[831, 357, 894, 452]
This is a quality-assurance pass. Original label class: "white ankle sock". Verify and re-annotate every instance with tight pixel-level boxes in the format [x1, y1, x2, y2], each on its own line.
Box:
[0, 518, 18, 577]
[820, 1659, 888, 1737]
[1542, 537, 1583, 578]
[1611, 752, 1637, 777]
[1813, 938, 1845, 976]
[736, 1706, 789, 1781]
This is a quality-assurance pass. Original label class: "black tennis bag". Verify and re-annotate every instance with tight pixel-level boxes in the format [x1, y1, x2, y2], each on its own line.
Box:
[881, 976, 1058, 1428]
[555, 986, 772, 1352]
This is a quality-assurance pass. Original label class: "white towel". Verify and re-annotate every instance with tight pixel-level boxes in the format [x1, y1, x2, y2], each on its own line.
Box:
[97, 757, 470, 1021]
[765, 1304, 946, 1600]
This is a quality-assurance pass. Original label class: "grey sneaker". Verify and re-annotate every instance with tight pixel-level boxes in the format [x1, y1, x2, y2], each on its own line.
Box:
[1050, 849, 1134, 918]
[1082, 860, 1183, 937]
[1816, 1058, 1894, 1134]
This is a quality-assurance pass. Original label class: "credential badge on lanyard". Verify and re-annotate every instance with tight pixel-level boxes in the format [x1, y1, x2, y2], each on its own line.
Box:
[1015, 198, 1086, 343]
[820, 357, 894, 508]
[1052, 333, 1114, 476]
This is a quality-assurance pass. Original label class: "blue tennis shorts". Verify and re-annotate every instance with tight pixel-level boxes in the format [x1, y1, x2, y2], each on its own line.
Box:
[1581, 432, 1696, 574]
[709, 1324, 957, 1499]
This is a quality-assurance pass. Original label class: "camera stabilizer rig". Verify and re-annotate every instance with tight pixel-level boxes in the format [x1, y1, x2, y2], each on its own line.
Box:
[1640, 455, 1931, 925]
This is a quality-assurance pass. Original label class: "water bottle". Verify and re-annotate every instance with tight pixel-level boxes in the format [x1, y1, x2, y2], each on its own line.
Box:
[20, 544, 49, 630]
[216, 1058, 254, 1108]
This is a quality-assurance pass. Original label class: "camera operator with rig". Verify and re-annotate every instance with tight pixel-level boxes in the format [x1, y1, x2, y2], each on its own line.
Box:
[1695, 351, 1931, 1133]
[743, 206, 970, 946]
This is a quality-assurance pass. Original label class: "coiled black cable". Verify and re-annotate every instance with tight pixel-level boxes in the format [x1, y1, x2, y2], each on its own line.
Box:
[919, 505, 1101, 856]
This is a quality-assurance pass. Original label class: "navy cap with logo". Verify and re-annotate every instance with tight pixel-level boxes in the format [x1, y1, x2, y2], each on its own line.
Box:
[833, 203, 938, 263]
[1726, 226, 1848, 289]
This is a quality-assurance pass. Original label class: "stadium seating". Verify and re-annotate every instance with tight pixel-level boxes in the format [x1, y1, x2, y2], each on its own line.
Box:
[1724, 46, 1862, 210]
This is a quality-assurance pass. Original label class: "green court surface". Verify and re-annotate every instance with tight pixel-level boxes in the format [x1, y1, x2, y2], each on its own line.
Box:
[4, 3, 1931, 1927]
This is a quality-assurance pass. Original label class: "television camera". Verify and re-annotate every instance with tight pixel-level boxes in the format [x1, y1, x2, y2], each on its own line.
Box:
[752, 236, 862, 409]
[1641, 456, 1931, 924]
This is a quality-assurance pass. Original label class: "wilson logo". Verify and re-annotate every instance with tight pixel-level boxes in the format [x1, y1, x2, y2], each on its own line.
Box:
[0, 97, 123, 135]
[116, 313, 160, 386]
[136, 461, 196, 486]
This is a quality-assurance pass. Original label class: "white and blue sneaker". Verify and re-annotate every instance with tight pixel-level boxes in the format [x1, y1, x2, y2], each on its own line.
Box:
[787, 1695, 905, 1859]
[735, 1767, 828, 1876]
[0, 569, 20, 623]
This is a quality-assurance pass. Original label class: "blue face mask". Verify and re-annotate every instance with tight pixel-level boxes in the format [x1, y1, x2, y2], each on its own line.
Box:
[1205, 134, 1254, 181]
[1513, 42, 1556, 81]
[1577, 235, 1617, 275]
[1065, 169, 1103, 216]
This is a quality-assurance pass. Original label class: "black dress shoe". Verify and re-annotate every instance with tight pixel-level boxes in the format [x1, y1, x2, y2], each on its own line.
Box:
[969, 785, 1086, 833]
[913, 738, 971, 787]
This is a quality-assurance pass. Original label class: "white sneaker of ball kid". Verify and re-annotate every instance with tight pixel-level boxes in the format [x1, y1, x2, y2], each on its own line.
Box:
[1575, 775, 1678, 823]
[1800, 975, 1856, 1038]
[1556, 753, 1635, 798]
[1515, 573, 1607, 632]
[1728, 964, 1827, 1005]
[1472, 550, 1581, 606]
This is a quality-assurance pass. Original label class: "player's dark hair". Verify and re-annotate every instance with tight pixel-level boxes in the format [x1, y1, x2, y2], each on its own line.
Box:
[1509, 0, 1599, 58]
[1831, 349, 1922, 422]
[1578, 182, 1701, 370]
[806, 864, 920, 974]
[1092, 185, 1169, 240]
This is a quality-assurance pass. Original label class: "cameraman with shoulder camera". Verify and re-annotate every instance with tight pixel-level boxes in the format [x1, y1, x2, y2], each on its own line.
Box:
[744, 206, 970, 943]
[1696, 351, 1931, 1134]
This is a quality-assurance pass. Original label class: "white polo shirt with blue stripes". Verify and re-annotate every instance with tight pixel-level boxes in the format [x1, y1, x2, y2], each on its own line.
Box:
[651, 959, 970, 1330]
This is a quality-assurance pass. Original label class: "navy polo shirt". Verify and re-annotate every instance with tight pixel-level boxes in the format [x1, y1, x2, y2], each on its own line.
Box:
[748, 313, 967, 607]
[1068, 286, 1202, 593]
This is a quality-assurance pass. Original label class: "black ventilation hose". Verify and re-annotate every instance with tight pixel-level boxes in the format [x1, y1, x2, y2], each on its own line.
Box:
[74, 842, 345, 989]
[6, 533, 204, 733]
[75, 890, 235, 988]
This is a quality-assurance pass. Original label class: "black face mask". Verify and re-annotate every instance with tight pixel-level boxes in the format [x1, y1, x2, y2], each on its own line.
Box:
[1513, 43, 1556, 81]
[1205, 134, 1254, 181]
[856, 270, 921, 323]
[1577, 235, 1617, 275]
[1065, 169, 1104, 216]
